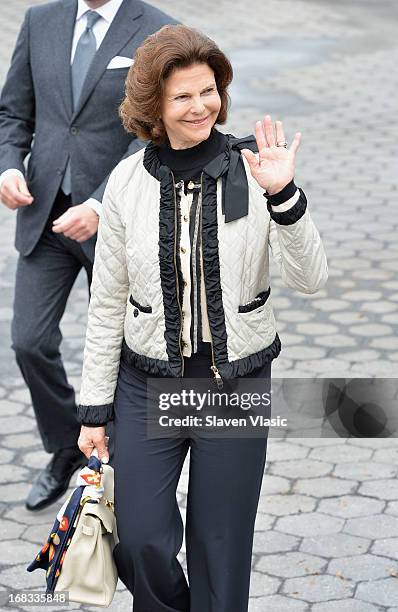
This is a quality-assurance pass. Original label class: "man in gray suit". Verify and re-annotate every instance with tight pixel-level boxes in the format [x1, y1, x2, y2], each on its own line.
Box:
[0, 0, 176, 510]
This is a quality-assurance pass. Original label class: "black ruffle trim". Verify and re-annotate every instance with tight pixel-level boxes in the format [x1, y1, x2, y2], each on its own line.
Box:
[121, 339, 177, 376]
[264, 180, 297, 205]
[77, 403, 114, 425]
[219, 333, 281, 378]
[144, 142, 183, 376]
[201, 172, 230, 371]
[267, 188, 307, 226]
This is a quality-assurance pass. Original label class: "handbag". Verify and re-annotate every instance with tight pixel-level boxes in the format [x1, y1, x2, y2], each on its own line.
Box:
[27, 454, 119, 607]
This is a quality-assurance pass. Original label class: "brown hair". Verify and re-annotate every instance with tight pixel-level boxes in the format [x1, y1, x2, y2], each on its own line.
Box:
[119, 25, 233, 144]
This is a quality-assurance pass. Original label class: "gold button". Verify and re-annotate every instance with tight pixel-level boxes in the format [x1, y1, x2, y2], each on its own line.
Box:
[182, 341, 187, 348]
[180, 246, 186, 254]
[183, 280, 187, 287]
[188, 181, 195, 190]
[183, 215, 189, 222]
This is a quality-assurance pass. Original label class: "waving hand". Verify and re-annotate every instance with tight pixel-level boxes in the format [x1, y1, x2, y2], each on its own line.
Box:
[241, 115, 301, 195]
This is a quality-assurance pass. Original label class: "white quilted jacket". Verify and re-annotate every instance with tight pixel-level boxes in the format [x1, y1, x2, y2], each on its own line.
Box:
[78, 142, 328, 424]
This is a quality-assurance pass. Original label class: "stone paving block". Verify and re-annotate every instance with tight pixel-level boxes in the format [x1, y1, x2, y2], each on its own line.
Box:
[261, 493, 316, 516]
[252, 512, 276, 531]
[86, 588, 133, 611]
[300, 533, 370, 558]
[0, 519, 25, 541]
[0, 448, 15, 464]
[372, 448, 398, 465]
[257, 551, 326, 578]
[362, 302, 398, 314]
[282, 574, 355, 603]
[260, 474, 291, 495]
[312, 599, 383, 611]
[7, 388, 30, 403]
[266, 441, 309, 462]
[0, 401, 25, 416]
[386, 502, 398, 517]
[382, 314, 398, 324]
[0, 540, 38, 565]
[281, 333, 306, 346]
[308, 445, 373, 464]
[344, 514, 398, 539]
[293, 476, 357, 498]
[333, 553, 398, 583]
[0, 563, 44, 589]
[3, 502, 67, 526]
[21, 450, 51, 471]
[1, 433, 39, 449]
[314, 335, 357, 348]
[249, 594, 308, 611]
[248, 571, 281, 596]
[329, 312, 369, 325]
[356, 578, 398, 608]
[253, 530, 300, 554]
[296, 323, 339, 335]
[0, 483, 29, 503]
[0, 465, 29, 484]
[359, 480, 398, 501]
[282, 347, 328, 361]
[349, 324, 392, 337]
[318, 495, 385, 519]
[294, 439, 347, 448]
[0, 416, 34, 435]
[276, 512, 344, 538]
[278, 310, 315, 322]
[333, 349, 381, 363]
[22, 523, 52, 546]
[348, 439, 398, 450]
[333, 462, 397, 481]
[269, 459, 333, 479]
[371, 538, 398, 562]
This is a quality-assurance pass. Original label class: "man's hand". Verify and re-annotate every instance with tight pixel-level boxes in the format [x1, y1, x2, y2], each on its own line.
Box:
[52, 203, 99, 242]
[0, 175, 34, 209]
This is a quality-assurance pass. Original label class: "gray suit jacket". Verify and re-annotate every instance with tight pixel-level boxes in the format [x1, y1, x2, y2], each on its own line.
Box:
[0, 0, 177, 259]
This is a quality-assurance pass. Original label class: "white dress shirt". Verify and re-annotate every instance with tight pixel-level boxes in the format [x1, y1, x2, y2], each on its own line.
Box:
[0, 0, 125, 216]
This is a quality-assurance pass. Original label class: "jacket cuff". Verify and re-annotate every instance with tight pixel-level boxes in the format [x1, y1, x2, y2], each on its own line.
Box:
[267, 187, 308, 226]
[77, 403, 114, 425]
[264, 179, 297, 205]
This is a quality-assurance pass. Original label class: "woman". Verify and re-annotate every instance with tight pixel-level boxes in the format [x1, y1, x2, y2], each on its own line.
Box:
[77, 25, 327, 612]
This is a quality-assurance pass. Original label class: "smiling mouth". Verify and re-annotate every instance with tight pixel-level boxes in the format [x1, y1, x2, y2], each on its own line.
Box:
[184, 116, 210, 126]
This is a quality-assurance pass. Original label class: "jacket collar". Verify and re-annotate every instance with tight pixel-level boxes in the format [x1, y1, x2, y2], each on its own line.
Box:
[143, 133, 258, 222]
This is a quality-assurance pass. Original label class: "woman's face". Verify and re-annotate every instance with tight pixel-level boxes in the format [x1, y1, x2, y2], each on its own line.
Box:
[160, 63, 222, 150]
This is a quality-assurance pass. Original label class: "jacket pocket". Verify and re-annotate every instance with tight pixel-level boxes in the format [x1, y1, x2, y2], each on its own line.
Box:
[238, 288, 271, 314]
[129, 295, 152, 314]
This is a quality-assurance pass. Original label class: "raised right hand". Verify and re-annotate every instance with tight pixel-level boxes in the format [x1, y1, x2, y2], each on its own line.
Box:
[78, 425, 110, 463]
[0, 175, 34, 209]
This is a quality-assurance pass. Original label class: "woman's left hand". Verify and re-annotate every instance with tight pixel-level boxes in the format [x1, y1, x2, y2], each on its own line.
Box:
[241, 115, 301, 195]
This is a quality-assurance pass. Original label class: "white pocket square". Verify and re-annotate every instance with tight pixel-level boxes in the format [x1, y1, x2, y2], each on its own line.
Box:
[106, 56, 134, 69]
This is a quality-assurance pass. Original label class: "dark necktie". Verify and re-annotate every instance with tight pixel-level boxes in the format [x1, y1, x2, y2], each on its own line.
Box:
[61, 11, 102, 195]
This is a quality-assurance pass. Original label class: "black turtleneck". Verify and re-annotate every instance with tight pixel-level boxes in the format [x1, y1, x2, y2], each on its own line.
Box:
[157, 128, 225, 182]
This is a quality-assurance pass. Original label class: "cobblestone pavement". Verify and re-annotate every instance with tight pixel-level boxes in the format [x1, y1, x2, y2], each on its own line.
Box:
[0, 1, 397, 610]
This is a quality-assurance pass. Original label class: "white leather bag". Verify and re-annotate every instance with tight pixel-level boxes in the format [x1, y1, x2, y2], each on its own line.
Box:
[55, 463, 119, 607]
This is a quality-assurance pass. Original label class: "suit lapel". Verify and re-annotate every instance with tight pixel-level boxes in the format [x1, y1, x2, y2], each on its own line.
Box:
[72, 0, 143, 120]
[52, 0, 77, 117]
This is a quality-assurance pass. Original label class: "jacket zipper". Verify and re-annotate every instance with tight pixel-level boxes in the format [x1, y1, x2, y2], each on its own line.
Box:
[199, 172, 223, 390]
[171, 171, 185, 377]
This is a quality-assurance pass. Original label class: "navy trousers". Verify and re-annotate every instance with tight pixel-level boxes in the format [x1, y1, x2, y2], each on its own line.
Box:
[113, 353, 271, 612]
